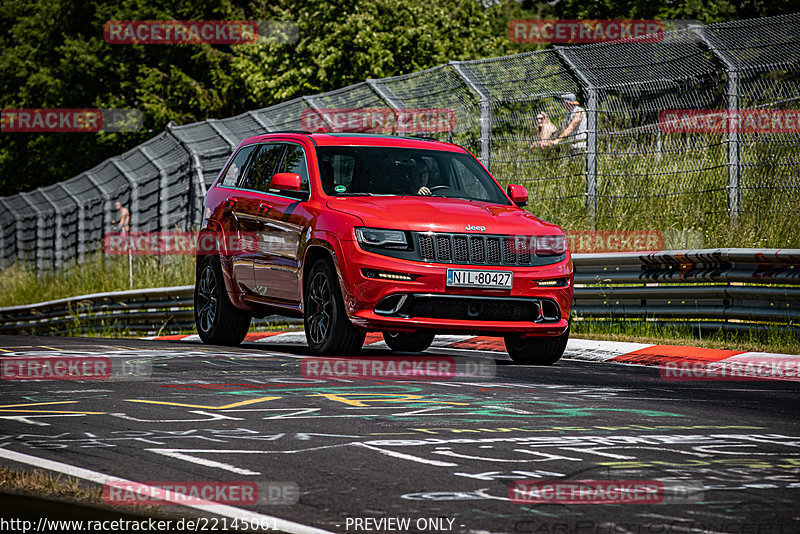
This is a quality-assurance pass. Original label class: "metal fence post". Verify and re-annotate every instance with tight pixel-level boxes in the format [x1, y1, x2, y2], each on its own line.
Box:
[302, 96, 336, 131]
[248, 111, 277, 133]
[692, 26, 741, 220]
[0, 199, 17, 267]
[59, 183, 85, 264]
[366, 79, 403, 110]
[17, 194, 46, 272]
[139, 146, 171, 232]
[39, 190, 64, 270]
[166, 127, 208, 229]
[205, 120, 240, 150]
[85, 172, 113, 240]
[110, 158, 140, 233]
[450, 62, 492, 171]
[555, 48, 599, 222]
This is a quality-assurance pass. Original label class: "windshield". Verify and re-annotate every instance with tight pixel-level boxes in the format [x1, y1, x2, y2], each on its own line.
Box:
[316, 146, 510, 205]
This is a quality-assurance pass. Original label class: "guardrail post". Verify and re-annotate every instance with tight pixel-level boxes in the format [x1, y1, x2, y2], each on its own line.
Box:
[555, 48, 598, 223]
[59, 183, 86, 264]
[691, 26, 741, 220]
[450, 62, 492, 171]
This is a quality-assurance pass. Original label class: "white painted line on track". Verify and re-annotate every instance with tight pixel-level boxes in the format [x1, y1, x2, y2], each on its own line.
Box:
[0, 448, 335, 534]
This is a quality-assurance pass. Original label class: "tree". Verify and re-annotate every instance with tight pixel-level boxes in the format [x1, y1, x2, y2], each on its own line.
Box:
[0, 0, 509, 196]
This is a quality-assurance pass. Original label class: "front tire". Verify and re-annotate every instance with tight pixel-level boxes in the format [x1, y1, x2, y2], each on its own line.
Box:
[504, 326, 569, 366]
[194, 256, 251, 345]
[383, 332, 435, 353]
[304, 259, 365, 355]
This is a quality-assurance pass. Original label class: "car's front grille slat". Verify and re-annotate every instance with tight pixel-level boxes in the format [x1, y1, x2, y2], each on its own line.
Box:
[414, 231, 560, 266]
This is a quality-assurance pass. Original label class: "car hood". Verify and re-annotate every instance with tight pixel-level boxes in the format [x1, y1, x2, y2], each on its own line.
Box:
[325, 197, 562, 235]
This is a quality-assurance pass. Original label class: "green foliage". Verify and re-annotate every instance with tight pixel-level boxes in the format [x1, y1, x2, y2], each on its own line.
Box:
[0, 0, 510, 196]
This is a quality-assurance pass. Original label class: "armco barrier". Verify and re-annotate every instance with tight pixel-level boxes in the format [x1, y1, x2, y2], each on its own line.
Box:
[0, 249, 798, 336]
[574, 249, 800, 325]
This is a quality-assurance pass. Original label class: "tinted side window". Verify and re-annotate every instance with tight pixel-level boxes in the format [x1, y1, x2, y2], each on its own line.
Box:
[220, 145, 257, 187]
[276, 144, 309, 192]
[318, 152, 356, 194]
[241, 144, 285, 193]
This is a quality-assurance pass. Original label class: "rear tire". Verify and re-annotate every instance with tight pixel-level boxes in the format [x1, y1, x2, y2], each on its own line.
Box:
[304, 258, 365, 355]
[383, 332, 435, 353]
[194, 255, 251, 345]
[504, 326, 569, 366]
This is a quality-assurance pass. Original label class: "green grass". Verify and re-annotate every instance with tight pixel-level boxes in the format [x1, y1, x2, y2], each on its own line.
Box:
[0, 253, 194, 308]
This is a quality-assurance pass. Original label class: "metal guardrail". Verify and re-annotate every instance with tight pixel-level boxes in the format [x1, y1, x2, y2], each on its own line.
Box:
[0, 249, 798, 336]
[573, 249, 800, 332]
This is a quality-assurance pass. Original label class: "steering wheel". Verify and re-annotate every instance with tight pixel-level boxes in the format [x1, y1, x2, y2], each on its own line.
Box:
[428, 185, 450, 192]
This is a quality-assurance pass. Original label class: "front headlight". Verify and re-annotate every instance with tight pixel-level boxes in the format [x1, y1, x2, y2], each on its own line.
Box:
[355, 227, 409, 249]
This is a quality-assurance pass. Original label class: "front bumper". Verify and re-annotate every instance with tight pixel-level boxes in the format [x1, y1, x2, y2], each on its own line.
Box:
[338, 239, 573, 337]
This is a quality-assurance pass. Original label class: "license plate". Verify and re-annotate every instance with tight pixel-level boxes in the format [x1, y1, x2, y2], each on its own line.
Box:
[446, 269, 512, 289]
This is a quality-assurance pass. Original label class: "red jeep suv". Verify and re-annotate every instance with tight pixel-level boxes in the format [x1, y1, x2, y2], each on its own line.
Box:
[194, 132, 573, 364]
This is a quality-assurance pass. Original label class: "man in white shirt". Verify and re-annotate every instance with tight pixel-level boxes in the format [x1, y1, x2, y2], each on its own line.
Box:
[552, 93, 587, 155]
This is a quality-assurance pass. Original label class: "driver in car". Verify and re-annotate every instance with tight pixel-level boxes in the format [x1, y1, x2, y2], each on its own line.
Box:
[412, 161, 431, 195]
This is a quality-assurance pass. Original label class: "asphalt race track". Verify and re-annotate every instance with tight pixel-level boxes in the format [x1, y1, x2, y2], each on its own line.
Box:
[0, 334, 798, 533]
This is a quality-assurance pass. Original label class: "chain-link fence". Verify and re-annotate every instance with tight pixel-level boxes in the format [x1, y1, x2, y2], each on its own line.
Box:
[1, 13, 798, 272]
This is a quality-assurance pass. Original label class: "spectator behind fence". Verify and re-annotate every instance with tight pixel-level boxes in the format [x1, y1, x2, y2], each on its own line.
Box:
[551, 93, 587, 156]
[113, 201, 130, 242]
[532, 111, 558, 150]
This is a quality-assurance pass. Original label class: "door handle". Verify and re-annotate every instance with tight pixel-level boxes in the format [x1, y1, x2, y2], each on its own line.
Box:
[223, 198, 238, 211]
[258, 202, 272, 216]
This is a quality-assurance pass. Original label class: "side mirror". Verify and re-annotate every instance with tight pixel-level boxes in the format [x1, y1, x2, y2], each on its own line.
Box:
[270, 172, 302, 192]
[507, 184, 528, 207]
